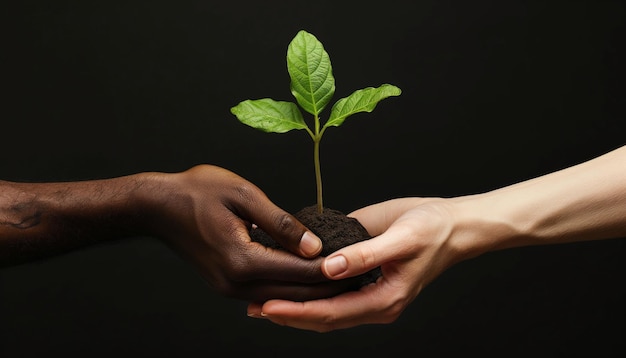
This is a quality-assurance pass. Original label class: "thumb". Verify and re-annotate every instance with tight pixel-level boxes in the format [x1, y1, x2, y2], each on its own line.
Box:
[321, 226, 406, 280]
[242, 199, 322, 258]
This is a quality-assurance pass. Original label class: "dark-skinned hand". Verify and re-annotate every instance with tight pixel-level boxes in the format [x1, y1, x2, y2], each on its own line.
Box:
[0, 164, 354, 301]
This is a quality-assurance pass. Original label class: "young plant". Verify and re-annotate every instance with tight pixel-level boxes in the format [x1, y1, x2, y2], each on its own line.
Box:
[231, 30, 401, 214]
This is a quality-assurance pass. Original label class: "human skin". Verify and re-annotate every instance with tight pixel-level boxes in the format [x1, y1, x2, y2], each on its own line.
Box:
[248, 144, 626, 332]
[0, 164, 356, 302]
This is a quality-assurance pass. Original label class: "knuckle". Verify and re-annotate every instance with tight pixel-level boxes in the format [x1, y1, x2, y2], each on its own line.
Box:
[354, 244, 379, 269]
[219, 248, 257, 282]
[315, 315, 339, 333]
[233, 182, 260, 203]
[394, 220, 422, 239]
[273, 211, 297, 233]
[225, 257, 254, 282]
[381, 293, 409, 324]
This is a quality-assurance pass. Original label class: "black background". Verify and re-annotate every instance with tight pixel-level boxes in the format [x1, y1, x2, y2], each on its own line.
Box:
[1, 1, 625, 357]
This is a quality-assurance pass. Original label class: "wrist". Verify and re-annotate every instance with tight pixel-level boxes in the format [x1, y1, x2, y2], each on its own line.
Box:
[53, 173, 164, 238]
[449, 192, 529, 260]
[127, 171, 179, 239]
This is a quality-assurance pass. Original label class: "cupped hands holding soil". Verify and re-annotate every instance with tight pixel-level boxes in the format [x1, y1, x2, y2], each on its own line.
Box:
[250, 205, 382, 290]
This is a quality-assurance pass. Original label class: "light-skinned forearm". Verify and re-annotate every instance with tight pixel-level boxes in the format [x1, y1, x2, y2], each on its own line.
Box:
[454, 145, 626, 258]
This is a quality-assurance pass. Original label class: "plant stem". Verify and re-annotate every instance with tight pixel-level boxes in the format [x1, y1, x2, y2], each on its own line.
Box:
[313, 114, 323, 214]
[314, 136, 323, 214]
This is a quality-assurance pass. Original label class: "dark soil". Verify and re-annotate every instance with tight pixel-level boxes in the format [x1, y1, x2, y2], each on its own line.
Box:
[250, 205, 382, 289]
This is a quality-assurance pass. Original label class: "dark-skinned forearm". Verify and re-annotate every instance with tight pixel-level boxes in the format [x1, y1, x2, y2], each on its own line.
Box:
[0, 173, 162, 266]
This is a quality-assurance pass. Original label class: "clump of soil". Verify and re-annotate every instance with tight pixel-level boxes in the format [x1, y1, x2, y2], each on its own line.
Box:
[250, 205, 382, 289]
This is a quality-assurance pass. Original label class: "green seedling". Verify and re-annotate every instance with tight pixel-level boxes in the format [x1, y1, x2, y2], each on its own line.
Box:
[231, 30, 401, 214]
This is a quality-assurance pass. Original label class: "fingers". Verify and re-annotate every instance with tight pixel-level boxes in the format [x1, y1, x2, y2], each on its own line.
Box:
[247, 302, 264, 318]
[195, 165, 322, 258]
[261, 211, 322, 258]
[235, 233, 373, 286]
[235, 245, 329, 283]
[210, 228, 366, 301]
[248, 282, 398, 332]
[219, 221, 370, 299]
[232, 186, 322, 258]
[245, 221, 422, 331]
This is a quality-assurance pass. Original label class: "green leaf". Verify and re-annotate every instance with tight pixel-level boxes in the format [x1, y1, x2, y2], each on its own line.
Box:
[325, 84, 402, 129]
[230, 99, 308, 133]
[287, 30, 335, 116]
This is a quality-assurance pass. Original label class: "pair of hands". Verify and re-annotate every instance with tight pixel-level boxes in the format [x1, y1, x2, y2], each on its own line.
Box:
[2, 164, 447, 331]
[170, 165, 459, 332]
[4, 145, 623, 332]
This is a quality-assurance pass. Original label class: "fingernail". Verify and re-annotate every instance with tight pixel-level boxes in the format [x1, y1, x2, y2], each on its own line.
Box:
[247, 312, 263, 319]
[300, 231, 322, 256]
[324, 255, 347, 277]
